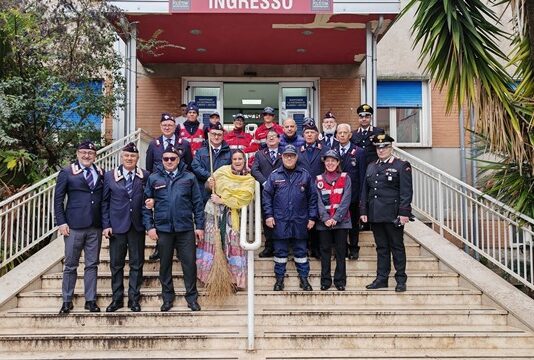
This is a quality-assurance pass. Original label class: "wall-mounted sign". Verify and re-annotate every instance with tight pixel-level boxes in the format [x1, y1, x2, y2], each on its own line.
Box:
[170, 0, 332, 14]
[195, 96, 217, 109]
[285, 96, 308, 110]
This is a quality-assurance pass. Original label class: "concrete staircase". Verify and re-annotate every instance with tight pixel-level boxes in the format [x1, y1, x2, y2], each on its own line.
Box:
[1, 232, 534, 359]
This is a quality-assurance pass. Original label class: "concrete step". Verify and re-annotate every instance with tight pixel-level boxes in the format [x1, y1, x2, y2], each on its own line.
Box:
[15, 287, 482, 308]
[99, 241, 423, 258]
[0, 305, 508, 328]
[88, 255, 440, 273]
[40, 270, 459, 290]
[0, 325, 532, 352]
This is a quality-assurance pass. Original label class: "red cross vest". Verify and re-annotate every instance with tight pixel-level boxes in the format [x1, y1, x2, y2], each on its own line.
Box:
[316, 172, 350, 220]
[178, 123, 204, 154]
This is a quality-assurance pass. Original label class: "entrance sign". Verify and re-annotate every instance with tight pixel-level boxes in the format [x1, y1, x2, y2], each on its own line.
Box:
[195, 96, 218, 109]
[170, 0, 332, 13]
[286, 96, 308, 110]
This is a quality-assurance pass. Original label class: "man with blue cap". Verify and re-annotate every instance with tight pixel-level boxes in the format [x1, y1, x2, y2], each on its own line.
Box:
[54, 140, 104, 314]
[177, 101, 205, 154]
[263, 144, 318, 292]
[245, 106, 284, 153]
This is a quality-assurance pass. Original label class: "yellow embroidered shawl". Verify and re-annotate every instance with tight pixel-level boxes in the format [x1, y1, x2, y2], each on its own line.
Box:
[213, 165, 255, 231]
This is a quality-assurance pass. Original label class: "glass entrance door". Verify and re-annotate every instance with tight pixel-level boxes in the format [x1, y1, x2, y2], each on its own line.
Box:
[186, 82, 224, 127]
[279, 82, 315, 132]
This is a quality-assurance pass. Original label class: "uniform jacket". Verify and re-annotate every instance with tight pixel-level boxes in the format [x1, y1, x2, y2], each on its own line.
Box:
[297, 142, 327, 178]
[224, 129, 253, 150]
[101, 165, 148, 234]
[315, 172, 352, 231]
[279, 134, 305, 149]
[319, 132, 339, 150]
[191, 142, 232, 202]
[350, 126, 385, 164]
[360, 156, 413, 223]
[142, 161, 204, 232]
[250, 147, 284, 185]
[145, 136, 192, 173]
[245, 123, 284, 153]
[177, 120, 204, 154]
[263, 166, 318, 240]
[335, 143, 367, 204]
[54, 162, 104, 229]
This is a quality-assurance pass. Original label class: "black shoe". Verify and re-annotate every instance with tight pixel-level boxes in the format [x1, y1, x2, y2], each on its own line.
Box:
[187, 301, 201, 311]
[149, 248, 160, 261]
[84, 301, 100, 312]
[258, 248, 274, 258]
[320, 284, 331, 291]
[365, 279, 388, 290]
[59, 302, 73, 314]
[105, 300, 124, 313]
[335, 285, 346, 291]
[160, 301, 173, 312]
[273, 278, 284, 291]
[395, 283, 407, 292]
[129, 301, 141, 312]
[347, 251, 359, 260]
[311, 251, 321, 260]
[299, 277, 313, 291]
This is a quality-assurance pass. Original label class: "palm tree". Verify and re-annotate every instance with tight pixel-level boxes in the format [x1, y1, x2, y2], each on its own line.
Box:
[402, 0, 533, 217]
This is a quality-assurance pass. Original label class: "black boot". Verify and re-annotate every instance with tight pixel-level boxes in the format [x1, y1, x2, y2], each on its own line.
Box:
[273, 277, 284, 291]
[299, 276, 313, 291]
[259, 239, 274, 258]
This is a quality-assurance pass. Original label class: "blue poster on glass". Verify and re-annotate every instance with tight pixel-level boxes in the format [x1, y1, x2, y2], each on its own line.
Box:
[202, 113, 211, 127]
[286, 96, 307, 109]
[195, 96, 217, 109]
[294, 113, 305, 133]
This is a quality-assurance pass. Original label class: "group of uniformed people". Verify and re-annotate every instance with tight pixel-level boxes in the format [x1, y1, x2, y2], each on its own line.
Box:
[53, 101, 413, 314]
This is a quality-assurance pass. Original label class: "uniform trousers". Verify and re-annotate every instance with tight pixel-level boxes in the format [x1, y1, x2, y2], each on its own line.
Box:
[308, 226, 320, 257]
[319, 229, 348, 287]
[371, 222, 407, 284]
[348, 202, 360, 255]
[109, 226, 145, 302]
[62, 227, 102, 302]
[158, 230, 198, 304]
[273, 238, 310, 278]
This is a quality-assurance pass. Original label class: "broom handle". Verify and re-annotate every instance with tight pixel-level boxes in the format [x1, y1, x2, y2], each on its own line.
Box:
[208, 140, 219, 232]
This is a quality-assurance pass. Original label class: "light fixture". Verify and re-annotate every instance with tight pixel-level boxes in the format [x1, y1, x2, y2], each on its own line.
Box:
[190, 29, 202, 35]
[296, 48, 306, 53]
[242, 99, 262, 105]
[196, 48, 207, 53]
[302, 30, 313, 36]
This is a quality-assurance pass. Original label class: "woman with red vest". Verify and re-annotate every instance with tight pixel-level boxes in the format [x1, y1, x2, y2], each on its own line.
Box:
[315, 149, 352, 291]
[176, 101, 205, 154]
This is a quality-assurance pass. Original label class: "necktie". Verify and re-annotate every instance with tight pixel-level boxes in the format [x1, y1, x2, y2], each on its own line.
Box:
[214, 148, 219, 155]
[166, 138, 172, 147]
[363, 130, 368, 137]
[125, 171, 133, 196]
[307, 146, 314, 161]
[84, 167, 94, 189]
[326, 134, 333, 146]
[270, 150, 276, 163]
[169, 171, 175, 179]
[340, 148, 346, 157]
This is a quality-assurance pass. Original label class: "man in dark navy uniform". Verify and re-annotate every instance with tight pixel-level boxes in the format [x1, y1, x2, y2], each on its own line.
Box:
[145, 113, 193, 260]
[251, 129, 284, 258]
[350, 104, 385, 164]
[263, 145, 318, 292]
[143, 145, 204, 312]
[297, 118, 327, 259]
[101, 142, 148, 312]
[360, 134, 413, 292]
[335, 124, 366, 260]
[320, 111, 339, 150]
[54, 140, 104, 314]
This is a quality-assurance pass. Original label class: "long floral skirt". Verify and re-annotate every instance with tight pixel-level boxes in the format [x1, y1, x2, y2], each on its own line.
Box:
[196, 201, 247, 289]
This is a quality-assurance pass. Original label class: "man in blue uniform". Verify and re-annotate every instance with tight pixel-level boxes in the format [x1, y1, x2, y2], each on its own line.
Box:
[54, 140, 104, 314]
[191, 122, 232, 205]
[102, 142, 148, 312]
[360, 134, 413, 292]
[143, 145, 204, 311]
[263, 145, 318, 291]
[251, 130, 284, 258]
[350, 104, 385, 164]
[297, 118, 327, 259]
[320, 112, 339, 150]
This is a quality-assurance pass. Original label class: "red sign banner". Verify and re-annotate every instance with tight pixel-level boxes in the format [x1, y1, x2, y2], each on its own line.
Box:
[170, 0, 333, 14]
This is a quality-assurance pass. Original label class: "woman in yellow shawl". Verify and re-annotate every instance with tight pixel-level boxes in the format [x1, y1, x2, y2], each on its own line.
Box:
[196, 149, 255, 290]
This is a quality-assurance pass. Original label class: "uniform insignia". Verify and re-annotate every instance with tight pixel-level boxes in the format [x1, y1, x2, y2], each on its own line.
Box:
[405, 167, 411, 172]
[350, 149, 356, 156]
[113, 168, 123, 182]
[154, 184, 166, 190]
[351, 160, 356, 167]
[155, 138, 161, 147]
[70, 163, 83, 175]
[300, 186, 305, 192]
[387, 168, 398, 173]
[317, 181, 324, 189]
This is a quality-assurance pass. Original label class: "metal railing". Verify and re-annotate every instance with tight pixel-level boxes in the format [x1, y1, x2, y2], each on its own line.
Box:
[0, 129, 152, 272]
[394, 147, 534, 290]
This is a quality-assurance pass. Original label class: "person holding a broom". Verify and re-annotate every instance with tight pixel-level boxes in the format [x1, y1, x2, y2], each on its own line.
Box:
[197, 149, 255, 295]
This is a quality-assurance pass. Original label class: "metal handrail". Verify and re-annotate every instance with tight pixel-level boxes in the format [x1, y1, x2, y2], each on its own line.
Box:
[394, 146, 534, 290]
[0, 129, 152, 271]
[239, 180, 262, 351]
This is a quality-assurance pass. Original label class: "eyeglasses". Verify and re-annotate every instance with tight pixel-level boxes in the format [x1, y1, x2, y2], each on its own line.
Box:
[161, 124, 175, 128]
[78, 151, 96, 156]
[162, 156, 178, 162]
[359, 114, 372, 119]
[210, 132, 223, 137]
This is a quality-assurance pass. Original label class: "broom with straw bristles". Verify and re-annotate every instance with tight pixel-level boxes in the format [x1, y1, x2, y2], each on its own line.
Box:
[204, 140, 235, 304]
